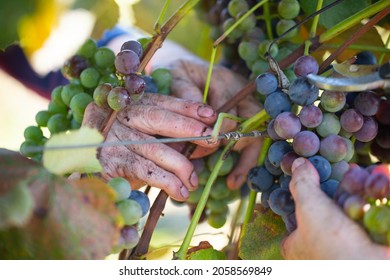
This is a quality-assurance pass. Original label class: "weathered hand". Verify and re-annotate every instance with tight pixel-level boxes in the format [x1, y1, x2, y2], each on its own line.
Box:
[282, 157, 390, 259]
[83, 93, 219, 201]
[165, 59, 263, 190]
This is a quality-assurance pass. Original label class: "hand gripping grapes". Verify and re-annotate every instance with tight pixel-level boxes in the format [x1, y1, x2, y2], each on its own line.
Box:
[83, 41, 263, 201]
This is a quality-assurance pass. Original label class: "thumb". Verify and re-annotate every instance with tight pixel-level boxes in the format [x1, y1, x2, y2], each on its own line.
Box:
[289, 157, 322, 205]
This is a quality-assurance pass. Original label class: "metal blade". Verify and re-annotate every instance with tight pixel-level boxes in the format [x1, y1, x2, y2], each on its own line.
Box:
[307, 72, 390, 92]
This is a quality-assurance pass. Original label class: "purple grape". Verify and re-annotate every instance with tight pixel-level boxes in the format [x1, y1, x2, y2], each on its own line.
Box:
[298, 104, 323, 128]
[343, 137, 355, 162]
[119, 225, 139, 250]
[293, 55, 319, 77]
[319, 134, 347, 163]
[330, 160, 350, 181]
[320, 90, 346, 113]
[376, 99, 390, 125]
[280, 151, 299, 176]
[376, 124, 390, 148]
[308, 155, 331, 182]
[339, 166, 369, 195]
[261, 184, 280, 208]
[247, 166, 274, 192]
[354, 116, 378, 142]
[320, 179, 339, 198]
[282, 211, 297, 233]
[340, 109, 364, 133]
[354, 91, 380, 116]
[115, 50, 140, 75]
[264, 156, 283, 176]
[364, 173, 390, 199]
[292, 130, 320, 157]
[288, 77, 319, 106]
[269, 188, 295, 216]
[267, 119, 283, 140]
[129, 190, 150, 217]
[124, 73, 146, 100]
[62, 55, 89, 79]
[274, 112, 301, 139]
[343, 194, 366, 220]
[279, 174, 291, 191]
[256, 72, 278, 96]
[120, 40, 143, 58]
[355, 51, 377, 65]
[268, 140, 293, 168]
[264, 90, 292, 118]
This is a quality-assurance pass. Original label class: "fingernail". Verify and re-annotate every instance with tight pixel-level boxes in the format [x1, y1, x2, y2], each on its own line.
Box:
[198, 105, 215, 118]
[180, 186, 189, 199]
[190, 171, 198, 187]
[291, 157, 306, 172]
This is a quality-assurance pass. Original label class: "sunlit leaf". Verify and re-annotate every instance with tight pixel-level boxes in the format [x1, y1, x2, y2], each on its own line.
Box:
[187, 241, 227, 260]
[43, 127, 103, 175]
[239, 206, 285, 260]
[0, 149, 120, 259]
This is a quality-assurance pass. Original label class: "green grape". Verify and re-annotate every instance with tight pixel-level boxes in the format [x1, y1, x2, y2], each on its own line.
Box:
[236, 12, 256, 32]
[80, 67, 100, 89]
[61, 84, 84, 106]
[77, 38, 98, 58]
[276, 19, 298, 39]
[94, 47, 115, 69]
[228, 0, 249, 18]
[151, 68, 172, 94]
[187, 186, 204, 204]
[363, 205, 390, 234]
[117, 199, 143, 226]
[206, 199, 229, 214]
[198, 168, 211, 186]
[99, 73, 119, 87]
[24, 126, 43, 142]
[210, 177, 230, 200]
[137, 37, 152, 51]
[258, 40, 279, 59]
[222, 18, 243, 41]
[48, 102, 68, 115]
[71, 118, 81, 129]
[35, 110, 52, 127]
[51, 86, 65, 106]
[69, 93, 93, 116]
[93, 83, 112, 107]
[251, 59, 269, 76]
[72, 111, 84, 124]
[47, 114, 70, 134]
[107, 87, 130, 111]
[238, 41, 259, 63]
[108, 177, 132, 202]
[207, 149, 234, 176]
[278, 0, 300, 20]
[316, 113, 341, 137]
[207, 211, 227, 229]
[20, 140, 40, 158]
[225, 189, 240, 203]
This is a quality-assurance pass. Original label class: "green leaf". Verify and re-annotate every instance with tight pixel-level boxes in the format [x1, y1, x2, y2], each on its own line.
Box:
[186, 241, 227, 260]
[43, 127, 103, 175]
[299, 0, 371, 29]
[239, 206, 286, 260]
[0, 149, 120, 259]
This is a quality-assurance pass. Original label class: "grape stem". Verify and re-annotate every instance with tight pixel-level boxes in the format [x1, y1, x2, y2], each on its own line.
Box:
[263, 1, 273, 40]
[154, 0, 171, 33]
[304, 0, 323, 55]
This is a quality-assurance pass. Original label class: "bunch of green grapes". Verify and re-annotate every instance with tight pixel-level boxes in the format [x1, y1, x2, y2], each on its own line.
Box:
[186, 149, 241, 229]
[20, 38, 172, 162]
[197, 0, 301, 79]
[107, 177, 150, 253]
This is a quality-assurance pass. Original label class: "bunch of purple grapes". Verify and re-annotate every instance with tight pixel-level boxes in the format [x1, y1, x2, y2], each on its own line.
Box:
[248, 51, 390, 236]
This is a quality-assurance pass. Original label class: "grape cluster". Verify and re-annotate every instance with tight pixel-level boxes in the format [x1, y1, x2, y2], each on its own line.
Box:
[334, 164, 390, 246]
[248, 51, 388, 234]
[198, 0, 301, 79]
[185, 149, 242, 229]
[108, 177, 150, 253]
[20, 38, 172, 161]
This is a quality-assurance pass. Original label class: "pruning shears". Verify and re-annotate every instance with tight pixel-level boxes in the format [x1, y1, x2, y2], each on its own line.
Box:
[307, 61, 390, 92]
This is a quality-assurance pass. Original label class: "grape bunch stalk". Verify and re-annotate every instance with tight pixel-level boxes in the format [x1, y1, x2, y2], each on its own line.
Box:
[247, 50, 390, 242]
